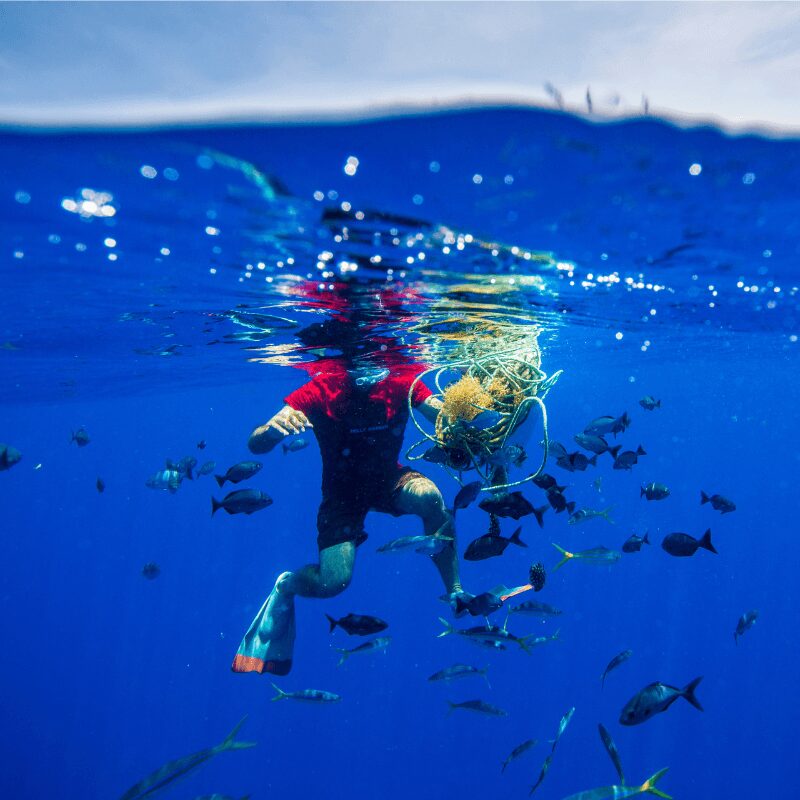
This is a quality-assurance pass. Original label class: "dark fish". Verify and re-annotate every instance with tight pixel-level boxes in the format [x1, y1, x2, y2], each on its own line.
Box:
[196, 440, 207, 450]
[700, 491, 736, 514]
[336, 636, 391, 665]
[428, 664, 490, 686]
[734, 609, 758, 644]
[421, 446, 450, 465]
[168, 456, 198, 480]
[546, 487, 575, 515]
[639, 396, 661, 411]
[119, 717, 256, 800]
[621, 532, 650, 553]
[601, 649, 633, 687]
[479, 491, 536, 519]
[271, 683, 341, 703]
[282, 438, 309, 455]
[573, 433, 609, 455]
[326, 613, 388, 636]
[145, 469, 182, 494]
[211, 489, 272, 516]
[215, 461, 263, 487]
[0, 443, 22, 471]
[501, 738, 537, 773]
[610, 445, 646, 471]
[486, 443, 527, 469]
[584, 413, 631, 437]
[447, 699, 507, 717]
[508, 599, 562, 618]
[597, 723, 625, 784]
[528, 562, 546, 592]
[453, 591, 505, 618]
[556, 451, 597, 472]
[548, 441, 569, 459]
[141, 562, 161, 580]
[71, 427, 90, 447]
[529, 707, 575, 796]
[454, 480, 482, 512]
[464, 525, 525, 561]
[96, 477, 105, 493]
[196, 461, 216, 477]
[532, 473, 564, 491]
[661, 529, 717, 557]
[619, 677, 703, 725]
[640, 482, 670, 500]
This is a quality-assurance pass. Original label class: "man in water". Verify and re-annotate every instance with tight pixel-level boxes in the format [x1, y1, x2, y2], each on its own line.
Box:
[232, 354, 467, 676]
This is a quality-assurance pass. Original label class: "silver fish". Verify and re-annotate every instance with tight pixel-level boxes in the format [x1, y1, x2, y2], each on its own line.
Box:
[271, 683, 341, 703]
[377, 533, 453, 555]
[734, 610, 758, 644]
[145, 469, 182, 494]
[428, 664, 490, 686]
[447, 699, 507, 717]
[336, 636, 391, 666]
[568, 506, 614, 525]
[501, 738, 537, 773]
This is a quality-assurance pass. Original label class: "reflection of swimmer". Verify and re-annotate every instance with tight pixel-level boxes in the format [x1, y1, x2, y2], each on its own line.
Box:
[232, 355, 467, 676]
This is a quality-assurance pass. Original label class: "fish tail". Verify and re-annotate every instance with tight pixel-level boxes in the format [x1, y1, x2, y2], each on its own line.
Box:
[335, 648, 349, 667]
[699, 529, 717, 554]
[270, 682, 288, 701]
[637, 445, 647, 456]
[482, 666, 492, 689]
[700, 490, 710, 505]
[551, 543, 571, 570]
[566, 501, 576, 515]
[501, 759, 508, 773]
[609, 445, 622, 460]
[446, 701, 457, 716]
[325, 614, 339, 633]
[642, 767, 672, 798]
[552, 628, 561, 641]
[589, 454, 598, 467]
[437, 616, 455, 638]
[601, 671, 606, 688]
[211, 496, 222, 516]
[214, 475, 226, 488]
[682, 676, 704, 712]
[510, 527, 526, 548]
[533, 505, 547, 529]
[218, 715, 257, 751]
[640, 485, 645, 498]
[643, 531, 650, 545]
[603, 506, 615, 523]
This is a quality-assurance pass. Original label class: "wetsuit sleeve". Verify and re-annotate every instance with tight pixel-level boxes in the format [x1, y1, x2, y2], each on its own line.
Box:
[284, 380, 323, 416]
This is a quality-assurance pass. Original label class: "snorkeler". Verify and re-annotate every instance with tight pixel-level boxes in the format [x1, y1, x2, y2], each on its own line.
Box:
[232, 351, 468, 676]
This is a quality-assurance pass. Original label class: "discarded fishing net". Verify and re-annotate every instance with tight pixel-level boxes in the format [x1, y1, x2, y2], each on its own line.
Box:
[406, 323, 561, 492]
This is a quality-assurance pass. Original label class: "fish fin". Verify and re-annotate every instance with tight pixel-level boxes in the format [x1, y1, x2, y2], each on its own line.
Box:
[326, 614, 338, 633]
[437, 617, 455, 637]
[551, 543, 572, 570]
[509, 527, 526, 548]
[566, 501, 576, 515]
[482, 666, 492, 689]
[218, 715, 257, 751]
[640, 486, 645, 498]
[211, 497, 222, 516]
[637, 445, 646, 455]
[609, 445, 622, 460]
[552, 628, 560, 640]
[589, 454, 598, 467]
[601, 671, 606, 688]
[603, 506, 615, 523]
[642, 767, 671, 798]
[501, 759, 508, 773]
[643, 531, 650, 545]
[699, 529, 717, 554]
[533, 505, 547, 529]
[682, 676, 704, 712]
[335, 648, 349, 667]
[270, 682, 288, 701]
[700, 490, 709, 505]
[214, 475, 226, 488]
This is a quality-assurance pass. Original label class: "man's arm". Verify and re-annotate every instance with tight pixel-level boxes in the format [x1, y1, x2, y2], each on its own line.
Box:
[248, 405, 313, 454]
[417, 396, 443, 424]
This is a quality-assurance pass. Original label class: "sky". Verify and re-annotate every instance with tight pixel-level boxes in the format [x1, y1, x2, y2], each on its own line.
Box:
[1, 1, 799, 133]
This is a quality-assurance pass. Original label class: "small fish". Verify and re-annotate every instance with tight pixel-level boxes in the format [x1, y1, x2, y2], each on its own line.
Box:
[447, 699, 507, 717]
[168, 455, 198, 480]
[336, 636, 391, 666]
[639, 396, 661, 411]
[548, 440, 568, 459]
[610, 445, 646, 471]
[553, 543, 621, 570]
[468, 409, 503, 430]
[546, 487, 575, 515]
[529, 707, 576, 796]
[593, 476, 603, 492]
[464, 525, 526, 561]
[377, 533, 454, 555]
[211, 489, 273, 517]
[478, 491, 536, 519]
[437, 617, 530, 651]
[214, 461, 263, 487]
[532, 473, 564, 491]
[196, 460, 216, 477]
[0, 443, 22, 471]
[574, 433, 609, 455]
[452, 590, 504, 618]
[71, 427, 90, 447]
[454, 480, 482, 512]
[597, 723, 625, 784]
[661, 530, 717, 557]
[568, 506, 614, 525]
[501, 738, 537, 773]
[508, 599, 563, 618]
[421, 446, 450, 465]
[196, 440, 207, 450]
[96, 477, 105, 493]
[486, 443, 527, 469]
[428, 664, 490, 686]
[521, 629, 560, 649]
[145, 469, 182, 494]
[282, 438, 309, 455]
[556, 452, 597, 472]
[620, 677, 703, 726]
[141, 562, 161, 580]
[700, 491, 736, 514]
[584, 413, 631, 437]
[601, 649, 633, 687]
[561, 767, 671, 800]
[119, 716, 256, 800]
[326, 613, 388, 636]
[640, 482, 670, 501]
[271, 683, 341, 703]
[622, 532, 650, 553]
[734, 609, 758, 644]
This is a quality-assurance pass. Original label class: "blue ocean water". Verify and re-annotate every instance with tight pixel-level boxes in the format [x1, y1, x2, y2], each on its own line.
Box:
[1, 108, 798, 800]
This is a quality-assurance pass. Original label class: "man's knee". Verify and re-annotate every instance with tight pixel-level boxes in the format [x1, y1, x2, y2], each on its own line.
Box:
[317, 567, 352, 598]
[403, 477, 448, 519]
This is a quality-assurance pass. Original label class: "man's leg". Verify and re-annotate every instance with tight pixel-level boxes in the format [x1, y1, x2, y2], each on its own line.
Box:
[231, 542, 356, 676]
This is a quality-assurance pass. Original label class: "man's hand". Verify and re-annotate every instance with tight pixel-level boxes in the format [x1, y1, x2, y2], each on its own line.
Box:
[267, 407, 313, 436]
